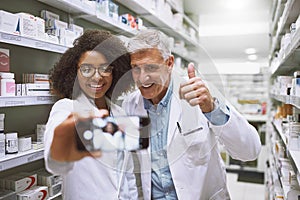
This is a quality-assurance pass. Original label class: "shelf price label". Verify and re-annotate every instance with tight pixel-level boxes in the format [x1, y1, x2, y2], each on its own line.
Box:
[27, 151, 43, 162]
[5, 100, 25, 107]
[0, 33, 21, 42]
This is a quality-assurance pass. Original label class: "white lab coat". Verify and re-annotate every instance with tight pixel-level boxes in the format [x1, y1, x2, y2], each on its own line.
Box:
[44, 93, 138, 200]
[121, 73, 261, 200]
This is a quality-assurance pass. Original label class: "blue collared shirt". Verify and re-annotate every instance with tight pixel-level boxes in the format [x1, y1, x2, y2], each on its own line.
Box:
[143, 81, 229, 200]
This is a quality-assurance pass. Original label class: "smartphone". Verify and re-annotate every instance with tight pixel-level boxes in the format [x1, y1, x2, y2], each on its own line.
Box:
[75, 116, 150, 152]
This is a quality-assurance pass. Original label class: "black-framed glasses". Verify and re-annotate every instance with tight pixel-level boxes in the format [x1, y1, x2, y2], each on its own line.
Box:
[79, 64, 113, 78]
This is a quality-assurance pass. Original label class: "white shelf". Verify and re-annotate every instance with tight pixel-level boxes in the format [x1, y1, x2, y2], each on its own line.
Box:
[243, 114, 268, 123]
[270, 19, 300, 75]
[270, 0, 286, 36]
[0, 96, 56, 107]
[0, 32, 67, 54]
[289, 150, 300, 174]
[270, 93, 290, 104]
[48, 192, 62, 200]
[37, 0, 137, 37]
[0, 149, 44, 172]
[273, 119, 287, 145]
[270, 0, 300, 57]
[114, 0, 199, 47]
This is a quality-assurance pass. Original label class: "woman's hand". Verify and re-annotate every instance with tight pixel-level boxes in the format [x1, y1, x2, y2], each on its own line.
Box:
[50, 110, 109, 162]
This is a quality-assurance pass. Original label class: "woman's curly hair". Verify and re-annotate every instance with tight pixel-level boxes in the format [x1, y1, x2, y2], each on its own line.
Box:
[49, 29, 134, 100]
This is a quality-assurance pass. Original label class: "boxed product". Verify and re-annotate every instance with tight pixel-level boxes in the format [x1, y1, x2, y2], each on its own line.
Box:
[69, 24, 83, 38]
[35, 17, 45, 40]
[16, 13, 37, 38]
[48, 182, 62, 197]
[36, 170, 62, 187]
[17, 186, 48, 200]
[0, 48, 10, 72]
[31, 142, 44, 150]
[0, 10, 19, 34]
[18, 137, 32, 152]
[23, 83, 51, 96]
[40, 10, 59, 21]
[5, 173, 37, 192]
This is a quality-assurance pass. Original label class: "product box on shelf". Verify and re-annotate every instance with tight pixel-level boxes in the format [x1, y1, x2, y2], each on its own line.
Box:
[69, 24, 84, 38]
[49, 182, 62, 197]
[17, 186, 48, 200]
[35, 17, 46, 41]
[23, 83, 51, 96]
[4, 173, 37, 192]
[0, 48, 10, 72]
[0, 10, 19, 35]
[18, 137, 32, 152]
[40, 10, 59, 21]
[16, 13, 37, 38]
[36, 169, 62, 187]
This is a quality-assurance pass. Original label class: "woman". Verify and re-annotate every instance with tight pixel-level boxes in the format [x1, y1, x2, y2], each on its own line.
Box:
[44, 29, 137, 200]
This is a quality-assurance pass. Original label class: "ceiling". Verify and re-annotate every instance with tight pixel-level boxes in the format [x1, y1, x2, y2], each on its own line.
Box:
[184, 0, 272, 74]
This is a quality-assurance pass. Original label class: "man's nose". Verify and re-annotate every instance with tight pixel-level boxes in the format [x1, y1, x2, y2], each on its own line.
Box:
[138, 69, 150, 83]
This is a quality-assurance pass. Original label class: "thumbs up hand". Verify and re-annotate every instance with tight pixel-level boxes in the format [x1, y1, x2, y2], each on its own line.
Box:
[179, 63, 214, 113]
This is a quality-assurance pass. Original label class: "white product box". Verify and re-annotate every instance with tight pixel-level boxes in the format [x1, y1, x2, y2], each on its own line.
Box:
[35, 17, 45, 40]
[24, 83, 50, 96]
[17, 186, 48, 200]
[36, 170, 62, 187]
[16, 84, 22, 96]
[31, 142, 44, 150]
[36, 124, 46, 143]
[0, 10, 19, 35]
[0, 48, 10, 72]
[5, 173, 37, 192]
[40, 10, 59, 21]
[62, 29, 77, 47]
[17, 13, 37, 38]
[18, 137, 32, 152]
[48, 182, 62, 197]
[69, 24, 83, 38]
[46, 19, 68, 38]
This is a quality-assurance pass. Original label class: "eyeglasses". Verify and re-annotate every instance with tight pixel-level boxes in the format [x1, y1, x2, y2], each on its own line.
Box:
[79, 64, 113, 78]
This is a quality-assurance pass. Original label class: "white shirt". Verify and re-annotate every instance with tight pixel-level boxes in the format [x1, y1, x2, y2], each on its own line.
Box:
[44, 94, 138, 200]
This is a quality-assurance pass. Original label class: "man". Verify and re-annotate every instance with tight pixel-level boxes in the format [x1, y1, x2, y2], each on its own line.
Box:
[121, 29, 261, 200]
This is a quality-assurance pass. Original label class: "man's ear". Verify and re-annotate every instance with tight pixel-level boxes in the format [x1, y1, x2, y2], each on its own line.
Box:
[167, 55, 174, 71]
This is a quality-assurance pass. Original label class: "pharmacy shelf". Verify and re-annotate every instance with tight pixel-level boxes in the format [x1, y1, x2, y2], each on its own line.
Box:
[270, 22, 300, 75]
[48, 192, 62, 200]
[114, 0, 200, 47]
[270, 93, 300, 109]
[172, 48, 197, 63]
[0, 149, 44, 172]
[0, 96, 56, 107]
[270, 0, 300, 56]
[243, 114, 268, 123]
[270, 93, 290, 104]
[272, 119, 287, 145]
[0, 31, 67, 54]
[270, 0, 286, 36]
[37, 0, 137, 37]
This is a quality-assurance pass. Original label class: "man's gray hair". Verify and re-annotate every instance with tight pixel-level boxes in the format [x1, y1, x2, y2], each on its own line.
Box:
[127, 29, 171, 60]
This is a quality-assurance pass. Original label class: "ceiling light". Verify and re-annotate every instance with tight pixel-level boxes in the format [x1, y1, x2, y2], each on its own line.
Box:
[223, 0, 245, 10]
[248, 54, 258, 61]
[245, 48, 256, 54]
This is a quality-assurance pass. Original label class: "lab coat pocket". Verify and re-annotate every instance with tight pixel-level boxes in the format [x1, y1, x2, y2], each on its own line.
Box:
[209, 188, 230, 200]
[183, 126, 211, 166]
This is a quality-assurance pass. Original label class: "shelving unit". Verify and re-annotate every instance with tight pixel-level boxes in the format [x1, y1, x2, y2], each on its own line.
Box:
[0, 149, 44, 172]
[0, 96, 55, 107]
[267, 0, 300, 198]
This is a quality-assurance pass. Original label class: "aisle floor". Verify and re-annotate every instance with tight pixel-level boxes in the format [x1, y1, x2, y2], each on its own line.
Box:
[227, 172, 265, 200]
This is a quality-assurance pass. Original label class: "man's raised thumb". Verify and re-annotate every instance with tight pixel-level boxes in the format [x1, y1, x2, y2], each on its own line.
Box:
[187, 63, 196, 79]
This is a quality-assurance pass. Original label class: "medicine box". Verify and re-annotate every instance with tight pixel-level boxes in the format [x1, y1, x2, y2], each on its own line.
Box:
[0, 10, 19, 35]
[36, 169, 62, 187]
[0, 48, 10, 72]
[5, 173, 37, 192]
[24, 83, 51, 96]
[16, 13, 37, 38]
[17, 186, 48, 200]
[18, 137, 32, 152]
